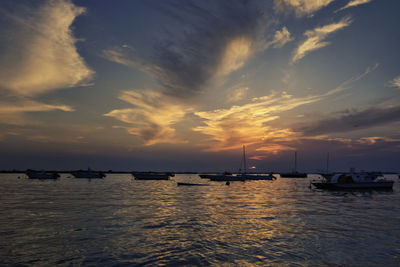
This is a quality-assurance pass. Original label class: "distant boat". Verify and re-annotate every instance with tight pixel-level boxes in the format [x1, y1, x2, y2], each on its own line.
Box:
[311, 172, 394, 190]
[177, 182, 209, 186]
[71, 168, 105, 179]
[132, 172, 174, 180]
[244, 172, 276, 180]
[280, 151, 307, 178]
[199, 171, 234, 180]
[205, 146, 276, 181]
[26, 170, 59, 179]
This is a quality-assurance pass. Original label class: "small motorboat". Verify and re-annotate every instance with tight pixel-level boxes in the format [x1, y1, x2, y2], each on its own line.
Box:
[26, 170, 60, 179]
[311, 172, 394, 190]
[71, 168, 105, 178]
[132, 172, 173, 180]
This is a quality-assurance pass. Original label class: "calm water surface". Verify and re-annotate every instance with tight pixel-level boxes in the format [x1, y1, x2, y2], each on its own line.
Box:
[0, 173, 399, 266]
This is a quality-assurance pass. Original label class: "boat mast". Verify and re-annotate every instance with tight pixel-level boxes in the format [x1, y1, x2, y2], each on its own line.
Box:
[294, 151, 297, 173]
[326, 152, 329, 174]
[243, 145, 247, 174]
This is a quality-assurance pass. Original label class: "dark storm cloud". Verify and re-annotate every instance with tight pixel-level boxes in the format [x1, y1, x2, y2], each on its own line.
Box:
[299, 105, 400, 135]
[105, 0, 267, 98]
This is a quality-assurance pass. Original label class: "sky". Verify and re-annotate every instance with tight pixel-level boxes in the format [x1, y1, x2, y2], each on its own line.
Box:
[0, 0, 399, 172]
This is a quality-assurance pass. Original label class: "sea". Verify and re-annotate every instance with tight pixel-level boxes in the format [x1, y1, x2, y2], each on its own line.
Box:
[0, 173, 399, 266]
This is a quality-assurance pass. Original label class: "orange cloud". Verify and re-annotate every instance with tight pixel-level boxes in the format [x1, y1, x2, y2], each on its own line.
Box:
[193, 91, 319, 153]
[105, 90, 191, 146]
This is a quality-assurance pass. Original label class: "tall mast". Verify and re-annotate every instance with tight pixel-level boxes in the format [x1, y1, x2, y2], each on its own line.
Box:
[243, 145, 247, 173]
[326, 152, 329, 173]
[294, 151, 297, 172]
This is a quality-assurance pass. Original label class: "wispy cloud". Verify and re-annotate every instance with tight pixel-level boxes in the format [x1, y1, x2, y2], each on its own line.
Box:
[104, 90, 191, 146]
[291, 17, 352, 63]
[323, 63, 379, 97]
[227, 86, 249, 103]
[336, 0, 372, 12]
[298, 105, 400, 135]
[0, 96, 74, 125]
[193, 91, 320, 152]
[104, 0, 268, 98]
[270, 26, 294, 48]
[388, 76, 400, 89]
[274, 0, 334, 17]
[0, 0, 93, 96]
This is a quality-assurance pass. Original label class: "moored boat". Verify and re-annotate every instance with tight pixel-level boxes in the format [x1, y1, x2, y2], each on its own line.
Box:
[280, 151, 307, 178]
[177, 182, 209, 186]
[208, 173, 246, 182]
[279, 172, 307, 178]
[311, 172, 394, 190]
[244, 173, 276, 180]
[26, 170, 59, 179]
[71, 168, 105, 178]
[132, 172, 173, 180]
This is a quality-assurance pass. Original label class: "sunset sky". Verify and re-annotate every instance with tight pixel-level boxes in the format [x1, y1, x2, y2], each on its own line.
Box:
[0, 0, 399, 172]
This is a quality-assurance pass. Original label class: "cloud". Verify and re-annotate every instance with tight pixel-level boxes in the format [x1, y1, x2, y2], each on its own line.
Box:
[0, 96, 74, 125]
[0, 0, 94, 96]
[298, 105, 400, 135]
[274, 0, 334, 17]
[227, 86, 249, 103]
[193, 91, 320, 152]
[336, 0, 372, 12]
[270, 26, 294, 48]
[104, 90, 191, 145]
[388, 76, 400, 89]
[104, 0, 268, 98]
[291, 17, 352, 63]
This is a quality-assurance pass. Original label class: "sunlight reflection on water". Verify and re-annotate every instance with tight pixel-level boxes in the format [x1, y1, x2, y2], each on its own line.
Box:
[0, 173, 399, 265]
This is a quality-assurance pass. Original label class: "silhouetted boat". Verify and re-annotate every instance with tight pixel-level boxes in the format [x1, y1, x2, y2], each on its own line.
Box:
[132, 172, 173, 180]
[177, 182, 209, 186]
[280, 172, 307, 178]
[71, 168, 105, 178]
[244, 173, 276, 180]
[205, 146, 276, 181]
[199, 171, 232, 179]
[26, 170, 59, 179]
[311, 172, 394, 190]
[280, 151, 307, 178]
[208, 173, 246, 181]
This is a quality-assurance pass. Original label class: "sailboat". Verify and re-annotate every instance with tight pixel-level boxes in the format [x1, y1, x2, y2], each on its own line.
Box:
[207, 146, 276, 181]
[280, 151, 307, 178]
[239, 146, 276, 180]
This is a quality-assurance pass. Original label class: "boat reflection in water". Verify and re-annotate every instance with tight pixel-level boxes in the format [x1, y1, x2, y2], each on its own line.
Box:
[312, 172, 394, 190]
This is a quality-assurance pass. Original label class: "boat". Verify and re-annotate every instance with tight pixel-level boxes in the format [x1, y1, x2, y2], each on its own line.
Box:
[132, 172, 174, 180]
[199, 171, 232, 179]
[71, 168, 105, 178]
[208, 173, 246, 182]
[177, 182, 209, 186]
[204, 146, 276, 181]
[311, 172, 394, 190]
[244, 172, 276, 180]
[26, 169, 59, 179]
[280, 151, 307, 178]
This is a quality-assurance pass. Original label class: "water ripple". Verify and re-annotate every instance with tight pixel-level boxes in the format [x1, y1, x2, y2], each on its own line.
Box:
[0, 173, 399, 265]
